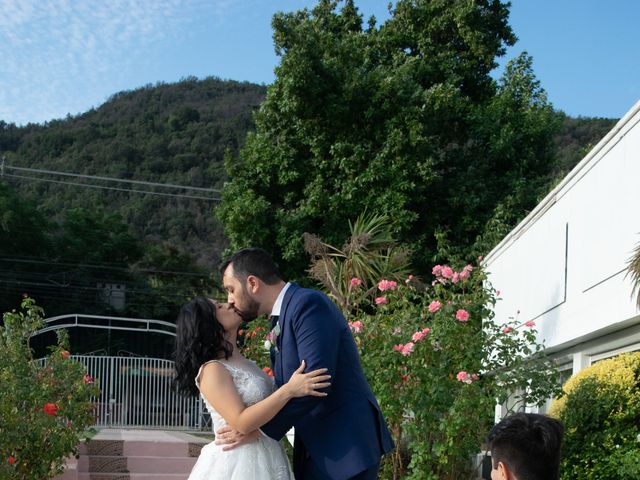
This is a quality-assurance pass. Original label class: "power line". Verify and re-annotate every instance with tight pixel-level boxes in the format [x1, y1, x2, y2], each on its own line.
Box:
[0, 278, 195, 299]
[0, 256, 212, 277]
[3, 163, 222, 193]
[2, 173, 220, 201]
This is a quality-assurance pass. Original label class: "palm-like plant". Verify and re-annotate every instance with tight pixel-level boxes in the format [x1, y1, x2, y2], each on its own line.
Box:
[303, 212, 411, 314]
[628, 239, 640, 309]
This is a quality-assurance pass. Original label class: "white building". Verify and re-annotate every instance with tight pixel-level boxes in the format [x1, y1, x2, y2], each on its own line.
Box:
[485, 100, 640, 412]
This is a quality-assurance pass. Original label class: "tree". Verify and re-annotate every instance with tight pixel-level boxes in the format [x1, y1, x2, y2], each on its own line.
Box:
[217, 0, 560, 280]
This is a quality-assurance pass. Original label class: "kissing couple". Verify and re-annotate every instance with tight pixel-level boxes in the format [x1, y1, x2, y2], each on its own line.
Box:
[173, 248, 394, 479]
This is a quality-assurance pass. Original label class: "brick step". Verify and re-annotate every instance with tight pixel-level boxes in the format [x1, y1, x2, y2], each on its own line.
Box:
[80, 439, 206, 458]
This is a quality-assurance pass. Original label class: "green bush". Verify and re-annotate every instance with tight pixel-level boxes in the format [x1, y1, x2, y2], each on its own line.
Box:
[550, 352, 640, 480]
[0, 297, 99, 480]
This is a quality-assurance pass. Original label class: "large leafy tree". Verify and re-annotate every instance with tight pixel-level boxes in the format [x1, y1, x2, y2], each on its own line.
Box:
[217, 0, 560, 279]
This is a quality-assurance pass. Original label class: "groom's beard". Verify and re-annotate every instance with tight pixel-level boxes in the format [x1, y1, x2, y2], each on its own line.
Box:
[235, 289, 260, 322]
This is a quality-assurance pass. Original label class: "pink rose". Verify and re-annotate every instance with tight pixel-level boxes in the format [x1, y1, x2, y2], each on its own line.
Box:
[428, 300, 442, 313]
[377, 279, 398, 292]
[455, 309, 470, 322]
[83, 374, 95, 385]
[524, 320, 535, 328]
[375, 296, 388, 305]
[441, 266, 454, 279]
[456, 371, 472, 384]
[412, 331, 426, 342]
[422, 327, 430, 334]
[350, 277, 363, 287]
[478, 255, 483, 261]
[349, 320, 363, 334]
[459, 265, 472, 280]
[452, 272, 460, 284]
[432, 265, 443, 276]
[502, 326, 511, 333]
[393, 344, 404, 352]
[401, 342, 414, 356]
[471, 373, 479, 381]
[405, 274, 414, 284]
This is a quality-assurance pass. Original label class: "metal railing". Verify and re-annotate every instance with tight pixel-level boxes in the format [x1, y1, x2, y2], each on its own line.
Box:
[38, 355, 209, 431]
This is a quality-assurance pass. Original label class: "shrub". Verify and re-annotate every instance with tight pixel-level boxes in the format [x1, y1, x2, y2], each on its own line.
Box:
[0, 297, 99, 480]
[550, 352, 640, 480]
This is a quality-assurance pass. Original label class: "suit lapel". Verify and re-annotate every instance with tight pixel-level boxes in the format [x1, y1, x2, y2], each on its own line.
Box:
[275, 283, 299, 385]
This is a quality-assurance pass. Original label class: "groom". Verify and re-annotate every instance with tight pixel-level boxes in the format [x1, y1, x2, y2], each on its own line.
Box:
[216, 248, 394, 479]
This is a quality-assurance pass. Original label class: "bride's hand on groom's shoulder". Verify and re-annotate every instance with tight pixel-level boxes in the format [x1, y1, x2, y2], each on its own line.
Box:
[214, 425, 261, 451]
[283, 360, 331, 399]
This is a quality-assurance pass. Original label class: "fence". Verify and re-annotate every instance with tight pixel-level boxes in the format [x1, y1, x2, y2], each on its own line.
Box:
[38, 355, 210, 431]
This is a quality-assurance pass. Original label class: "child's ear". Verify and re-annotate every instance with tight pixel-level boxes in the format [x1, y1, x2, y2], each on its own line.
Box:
[496, 461, 511, 480]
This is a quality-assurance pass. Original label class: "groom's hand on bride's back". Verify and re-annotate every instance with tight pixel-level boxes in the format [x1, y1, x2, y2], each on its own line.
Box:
[214, 426, 260, 451]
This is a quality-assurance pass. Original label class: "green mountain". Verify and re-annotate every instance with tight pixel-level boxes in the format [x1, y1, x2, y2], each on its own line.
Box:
[0, 75, 617, 331]
[1, 76, 266, 270]
[0, 77, 265, 336]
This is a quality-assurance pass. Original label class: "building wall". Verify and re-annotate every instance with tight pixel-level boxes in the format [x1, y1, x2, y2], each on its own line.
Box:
[485, 101, 640, 383]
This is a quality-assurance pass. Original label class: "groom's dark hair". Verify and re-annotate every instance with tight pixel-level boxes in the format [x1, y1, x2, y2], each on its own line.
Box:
[221, 248, 283, 285]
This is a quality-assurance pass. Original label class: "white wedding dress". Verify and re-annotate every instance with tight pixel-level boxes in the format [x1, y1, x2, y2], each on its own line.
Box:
[188, 359, 294, 480]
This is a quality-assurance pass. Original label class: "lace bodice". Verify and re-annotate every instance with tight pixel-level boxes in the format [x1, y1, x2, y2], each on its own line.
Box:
[196, 359, 276, 431]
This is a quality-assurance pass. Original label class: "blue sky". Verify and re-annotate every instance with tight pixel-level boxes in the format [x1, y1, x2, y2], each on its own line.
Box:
[1, 0, 638, 125]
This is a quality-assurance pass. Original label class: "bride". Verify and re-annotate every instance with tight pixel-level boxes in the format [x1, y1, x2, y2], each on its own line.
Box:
[173, 296, 330, 479]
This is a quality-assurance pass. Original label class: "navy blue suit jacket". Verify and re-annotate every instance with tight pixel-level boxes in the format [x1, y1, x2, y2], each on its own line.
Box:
[261, 284, 394, 479]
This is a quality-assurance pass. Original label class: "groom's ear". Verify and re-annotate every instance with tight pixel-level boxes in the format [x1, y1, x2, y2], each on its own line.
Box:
[246, 275, 260, 294]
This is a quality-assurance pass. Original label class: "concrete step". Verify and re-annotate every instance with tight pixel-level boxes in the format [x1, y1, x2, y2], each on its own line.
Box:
[127, 456, 197, 473]
[123, 440, 205, 457]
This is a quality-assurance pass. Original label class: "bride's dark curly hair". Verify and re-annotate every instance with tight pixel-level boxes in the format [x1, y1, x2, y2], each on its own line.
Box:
[172, 296, 234, 397]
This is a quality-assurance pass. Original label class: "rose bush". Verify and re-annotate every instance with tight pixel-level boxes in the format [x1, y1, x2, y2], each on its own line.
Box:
[241, 261, 559, 479]
[0, 297, 99, 480]
[349, 264, 559, 479]
[240, 214, 560, 478]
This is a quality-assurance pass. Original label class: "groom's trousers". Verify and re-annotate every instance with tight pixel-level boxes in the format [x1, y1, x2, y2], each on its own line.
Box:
[301, 457, 380, 480]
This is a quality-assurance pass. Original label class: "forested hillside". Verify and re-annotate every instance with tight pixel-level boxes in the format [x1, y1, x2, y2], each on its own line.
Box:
[1, 76, 265, 268]
[0, 73, 617, 327]
[553, 114, 618, 175]
[0, 77, 265, 326]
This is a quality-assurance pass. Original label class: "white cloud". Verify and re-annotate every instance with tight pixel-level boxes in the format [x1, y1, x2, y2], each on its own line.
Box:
[0, 0, 243, 124]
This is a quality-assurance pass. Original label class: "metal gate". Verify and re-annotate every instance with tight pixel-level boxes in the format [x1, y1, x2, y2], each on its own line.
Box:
[41, 355, 209, 431]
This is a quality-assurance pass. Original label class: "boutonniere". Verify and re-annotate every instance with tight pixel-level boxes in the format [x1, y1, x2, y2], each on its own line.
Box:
[264, 321, 281, 353]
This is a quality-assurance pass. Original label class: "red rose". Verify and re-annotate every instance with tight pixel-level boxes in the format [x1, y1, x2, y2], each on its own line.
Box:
[83, 374, 94, 384]
[43, 403, 59, 416]
[7, 456, 16, 465]
[61, 350, 70, 359]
